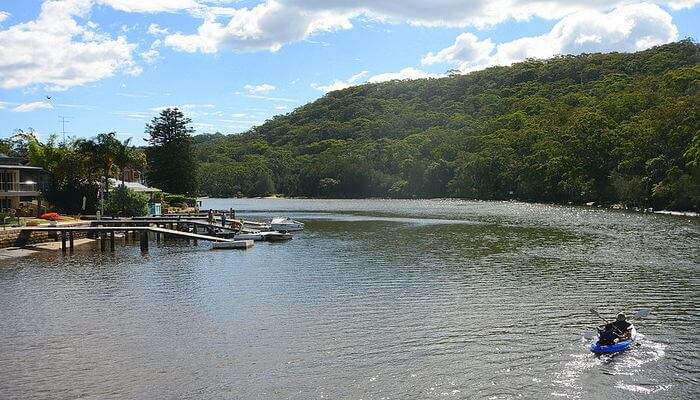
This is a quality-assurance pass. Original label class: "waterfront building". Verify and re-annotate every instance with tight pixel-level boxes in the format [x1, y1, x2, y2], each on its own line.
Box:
[0, 154, 47, 214]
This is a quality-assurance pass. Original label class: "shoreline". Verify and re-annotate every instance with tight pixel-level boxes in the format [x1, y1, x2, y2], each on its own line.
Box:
[198, 197, 699, 218]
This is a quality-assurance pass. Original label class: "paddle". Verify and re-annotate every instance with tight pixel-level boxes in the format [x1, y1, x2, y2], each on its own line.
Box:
[590, 308, 624, 335]
[633, 308, 651, 318]
[584, 308, 651, 339]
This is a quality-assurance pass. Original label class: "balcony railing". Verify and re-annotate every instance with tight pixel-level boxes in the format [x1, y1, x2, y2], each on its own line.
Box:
[0, 181, 39, 193]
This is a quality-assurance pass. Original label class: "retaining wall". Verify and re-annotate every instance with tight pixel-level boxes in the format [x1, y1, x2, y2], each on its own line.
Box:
[0, 222, 91, 248]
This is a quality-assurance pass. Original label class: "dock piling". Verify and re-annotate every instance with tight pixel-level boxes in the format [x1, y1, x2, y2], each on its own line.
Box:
[110, 231, 115, 252]
[68, 231, 74, 253]
[140, 231, 149, 252]
[61, 231, 67, 254]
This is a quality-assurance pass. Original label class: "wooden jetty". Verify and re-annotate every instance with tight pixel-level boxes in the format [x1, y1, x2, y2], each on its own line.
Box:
[19, 225, 250, 254]
[92, 218, 261, 234]
[90, 218, 255, 235]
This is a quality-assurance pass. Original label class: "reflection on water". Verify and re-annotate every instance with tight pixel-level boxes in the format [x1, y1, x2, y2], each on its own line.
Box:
[0, 199, 698, 399]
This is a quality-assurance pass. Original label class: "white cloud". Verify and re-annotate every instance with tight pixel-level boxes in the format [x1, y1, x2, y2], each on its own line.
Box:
[140, 39, 161, 63]
[246, 94, 298, 103]
[164, 0, 354, 53]
[147, 23, 169, 36]
[368, 67, 439, 83]
[113, 110, 152, 120]
[193, 122, 215, 130]
[423, 3, 679, 73]
[312, 68, 438, 91]
[182, 103, 215, 109]
[13, 101, 54, 112]
[116, 91, 152, 98]
[0, 11, 10, 23]
[311, 70, 368, 92]
[287, 0, 691, 28]
[666, 0, 700, 9]
[244, 83, 276, 94]
[160, 1, 691, 54]
[97, 0, 202, 13]
[0, 0, 139, 90]
[149, 103, 215, 113]
[422, 33, 494, 66]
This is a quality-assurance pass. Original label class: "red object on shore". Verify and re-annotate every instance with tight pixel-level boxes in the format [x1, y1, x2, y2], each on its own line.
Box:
[40, 212, 61, 221]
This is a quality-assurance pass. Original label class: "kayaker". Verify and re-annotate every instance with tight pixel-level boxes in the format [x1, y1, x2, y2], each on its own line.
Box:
[599, 313, 632, 344]
[611, 313, 631, 332]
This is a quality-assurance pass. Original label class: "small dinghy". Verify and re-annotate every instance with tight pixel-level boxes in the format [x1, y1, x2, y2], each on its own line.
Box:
[235, 232, 264, 241]
[211, 240, 254, 250]
[262, 231, 293, 241]
[234, 231, 293, 241]
[590, 325, 636, 354]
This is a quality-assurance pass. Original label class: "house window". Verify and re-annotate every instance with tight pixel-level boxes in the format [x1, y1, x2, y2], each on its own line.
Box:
[0, 197, 11, 210]
[0, 170, 17, 191]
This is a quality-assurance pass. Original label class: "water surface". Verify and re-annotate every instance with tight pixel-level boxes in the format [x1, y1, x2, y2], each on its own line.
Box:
[1, 199, 698, 399]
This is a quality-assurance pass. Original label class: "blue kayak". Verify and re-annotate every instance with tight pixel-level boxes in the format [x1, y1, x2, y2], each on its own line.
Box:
[590, 325, 636, 354]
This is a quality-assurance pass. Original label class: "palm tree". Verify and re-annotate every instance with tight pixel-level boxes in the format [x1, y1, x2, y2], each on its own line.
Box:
[114, 137, 145, 187]
[77, 132, 120, 198]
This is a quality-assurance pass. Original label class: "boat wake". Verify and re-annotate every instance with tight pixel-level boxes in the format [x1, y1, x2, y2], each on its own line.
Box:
[601, 333, 667, 375]
[550, 334, 668, 397]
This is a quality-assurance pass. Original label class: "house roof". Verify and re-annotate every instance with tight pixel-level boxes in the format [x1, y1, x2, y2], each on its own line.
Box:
[0, 164, 46, 171]
[109, 178, 161, 193]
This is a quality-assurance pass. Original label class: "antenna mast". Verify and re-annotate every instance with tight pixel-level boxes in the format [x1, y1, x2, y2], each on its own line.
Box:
[58, 115, 71, 143]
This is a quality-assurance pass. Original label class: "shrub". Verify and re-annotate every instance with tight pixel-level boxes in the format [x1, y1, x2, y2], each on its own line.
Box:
[163, 194, 196, 207]
[105, 186, 149, 217]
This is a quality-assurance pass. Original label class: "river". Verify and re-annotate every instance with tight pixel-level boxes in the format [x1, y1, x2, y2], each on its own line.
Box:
[0, 199, 698, 399]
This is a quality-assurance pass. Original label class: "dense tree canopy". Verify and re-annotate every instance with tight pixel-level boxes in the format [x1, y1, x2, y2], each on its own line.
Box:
[145, 108, 198, 195]
[194, 41, 698, 210]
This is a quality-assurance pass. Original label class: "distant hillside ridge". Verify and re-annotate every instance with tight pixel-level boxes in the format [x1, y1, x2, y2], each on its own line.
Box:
[194, 40, 699, 211]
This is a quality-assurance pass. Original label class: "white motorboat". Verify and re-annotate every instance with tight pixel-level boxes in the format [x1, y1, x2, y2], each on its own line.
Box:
[234, 232, 264, 241]
[234, 231, 293, 241]
[262, 231, 293, 241]
[270, 217, 304, 232]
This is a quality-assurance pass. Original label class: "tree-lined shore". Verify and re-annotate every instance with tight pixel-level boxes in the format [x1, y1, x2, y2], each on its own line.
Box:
[193, 40, 699, 211]
[1, 109, 198, 216]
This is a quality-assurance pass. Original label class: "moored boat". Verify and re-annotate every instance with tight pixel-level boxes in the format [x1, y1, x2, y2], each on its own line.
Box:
[270, 217, 304, 232]
[211, 240, 254, 250]
[234, 232, 264, 241]
[262, 231, 293, 241]
[234, 231, 293, 241]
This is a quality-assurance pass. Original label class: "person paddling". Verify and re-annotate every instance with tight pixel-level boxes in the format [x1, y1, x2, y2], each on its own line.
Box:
[610, 313, 631, 332]
[599, 313, 632, 344]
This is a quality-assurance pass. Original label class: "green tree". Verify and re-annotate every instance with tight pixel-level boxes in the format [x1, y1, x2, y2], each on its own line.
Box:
[114, 137, 145, 185]
[145, 108, 197, 195]
[104, 186, 148, 217]
[76, 132, 120, 199]
[26, 135, 100, 213]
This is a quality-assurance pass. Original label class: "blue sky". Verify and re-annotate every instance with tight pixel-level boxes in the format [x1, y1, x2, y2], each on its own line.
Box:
[0, 0, 698, 143]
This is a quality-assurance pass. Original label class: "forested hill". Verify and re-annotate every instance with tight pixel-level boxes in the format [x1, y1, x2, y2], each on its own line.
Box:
[194, 40, 700, 211]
